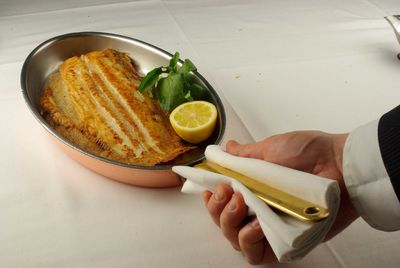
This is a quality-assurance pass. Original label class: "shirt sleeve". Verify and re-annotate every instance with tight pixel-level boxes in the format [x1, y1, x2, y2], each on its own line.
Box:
[343, 107, 400, 231]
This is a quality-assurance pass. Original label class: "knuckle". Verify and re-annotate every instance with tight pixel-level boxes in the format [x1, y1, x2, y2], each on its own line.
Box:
[220, 218, 241, 248]
[219, 208, 237, 229]
[206, 202, 224, 226]
[207, 199, 220, 214]
[220, 219, 234, 238]
[238, 227, 251, 243]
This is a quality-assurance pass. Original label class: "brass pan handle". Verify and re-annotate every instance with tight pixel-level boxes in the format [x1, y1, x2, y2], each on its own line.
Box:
[195, 160, 329, 223]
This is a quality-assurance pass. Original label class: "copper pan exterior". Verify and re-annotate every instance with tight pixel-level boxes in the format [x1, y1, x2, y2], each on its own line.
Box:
[21, 32, 226, 188]
[51, 134, 181, 188]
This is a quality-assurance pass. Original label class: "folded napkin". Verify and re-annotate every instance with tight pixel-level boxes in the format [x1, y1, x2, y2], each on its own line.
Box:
[172, 145, 340, 262]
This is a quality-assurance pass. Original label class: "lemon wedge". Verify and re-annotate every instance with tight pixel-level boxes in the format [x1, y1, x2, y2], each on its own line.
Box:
[169, 101, 218, 144]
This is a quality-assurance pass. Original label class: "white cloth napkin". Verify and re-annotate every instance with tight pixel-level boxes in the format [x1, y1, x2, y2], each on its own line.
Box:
[172, 145, 340, 262]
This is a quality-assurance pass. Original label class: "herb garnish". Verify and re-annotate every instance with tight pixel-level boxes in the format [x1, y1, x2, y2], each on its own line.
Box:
[138, 52, 209, 112]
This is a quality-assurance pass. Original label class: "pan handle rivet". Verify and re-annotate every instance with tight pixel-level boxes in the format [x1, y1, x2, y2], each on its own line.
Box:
[304, 207, 320, 215]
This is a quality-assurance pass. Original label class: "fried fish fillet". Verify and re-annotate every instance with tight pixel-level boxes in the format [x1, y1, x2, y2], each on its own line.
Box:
[40, 49, 191, 166]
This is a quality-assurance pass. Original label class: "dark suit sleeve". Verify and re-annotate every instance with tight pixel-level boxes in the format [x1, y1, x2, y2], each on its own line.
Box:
[378, 105, 400, 201]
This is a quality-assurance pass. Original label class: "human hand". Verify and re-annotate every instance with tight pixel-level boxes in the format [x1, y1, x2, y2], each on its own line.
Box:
[203, 131, 359, 265]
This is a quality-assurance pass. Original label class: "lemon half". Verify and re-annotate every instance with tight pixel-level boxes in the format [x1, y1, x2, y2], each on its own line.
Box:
[169, 101, 218, 144]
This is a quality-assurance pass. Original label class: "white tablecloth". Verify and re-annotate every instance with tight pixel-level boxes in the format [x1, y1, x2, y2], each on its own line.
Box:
[1, 1, 399, 267]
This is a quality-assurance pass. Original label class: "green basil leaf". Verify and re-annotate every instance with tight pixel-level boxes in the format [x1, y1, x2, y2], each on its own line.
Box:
[138, 67, 162, 93]
[137, 52, 204, 112]
[168, 52, 180, 72]
[156, 73, 187, 112]
[178, 59, 196, 74]
[184, 73, 210, 101]
[184, 90, 194, 102]
[188, 83, 210, 101]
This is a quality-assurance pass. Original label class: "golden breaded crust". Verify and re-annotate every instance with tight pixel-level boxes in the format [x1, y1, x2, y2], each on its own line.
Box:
[40, 49, 192, 166]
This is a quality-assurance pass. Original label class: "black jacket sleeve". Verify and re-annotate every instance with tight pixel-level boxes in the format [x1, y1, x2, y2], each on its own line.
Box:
[378, 105, 400, 201]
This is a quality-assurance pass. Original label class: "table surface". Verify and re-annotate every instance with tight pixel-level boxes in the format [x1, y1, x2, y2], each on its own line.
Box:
[1, 0, 400, 267]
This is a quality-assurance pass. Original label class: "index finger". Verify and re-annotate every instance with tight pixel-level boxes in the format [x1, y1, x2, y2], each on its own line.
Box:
[226, 140, 265, 160]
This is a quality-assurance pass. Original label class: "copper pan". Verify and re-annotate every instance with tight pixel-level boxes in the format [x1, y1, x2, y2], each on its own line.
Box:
[21, 32, 226, 188]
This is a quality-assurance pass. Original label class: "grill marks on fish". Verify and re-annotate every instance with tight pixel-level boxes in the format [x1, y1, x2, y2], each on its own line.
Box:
[86, 51, 166, 154]
[81, 56, 146, 157]
[40, 49, 191, 166]
[83, 53, 157, 154]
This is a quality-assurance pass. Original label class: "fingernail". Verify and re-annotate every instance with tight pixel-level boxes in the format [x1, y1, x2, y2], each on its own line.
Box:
[214, 188, 224, 201]
[228, 196, 237, 211]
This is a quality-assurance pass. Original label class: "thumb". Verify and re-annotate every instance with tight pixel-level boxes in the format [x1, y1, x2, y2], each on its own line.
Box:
[225, 140, 265, 160]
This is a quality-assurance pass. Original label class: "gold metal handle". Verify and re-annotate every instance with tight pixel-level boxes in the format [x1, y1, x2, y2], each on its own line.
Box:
[195, 160, 329, 223]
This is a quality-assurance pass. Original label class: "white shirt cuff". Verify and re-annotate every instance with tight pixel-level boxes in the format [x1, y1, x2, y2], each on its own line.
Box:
[343, 119, 400, 231]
